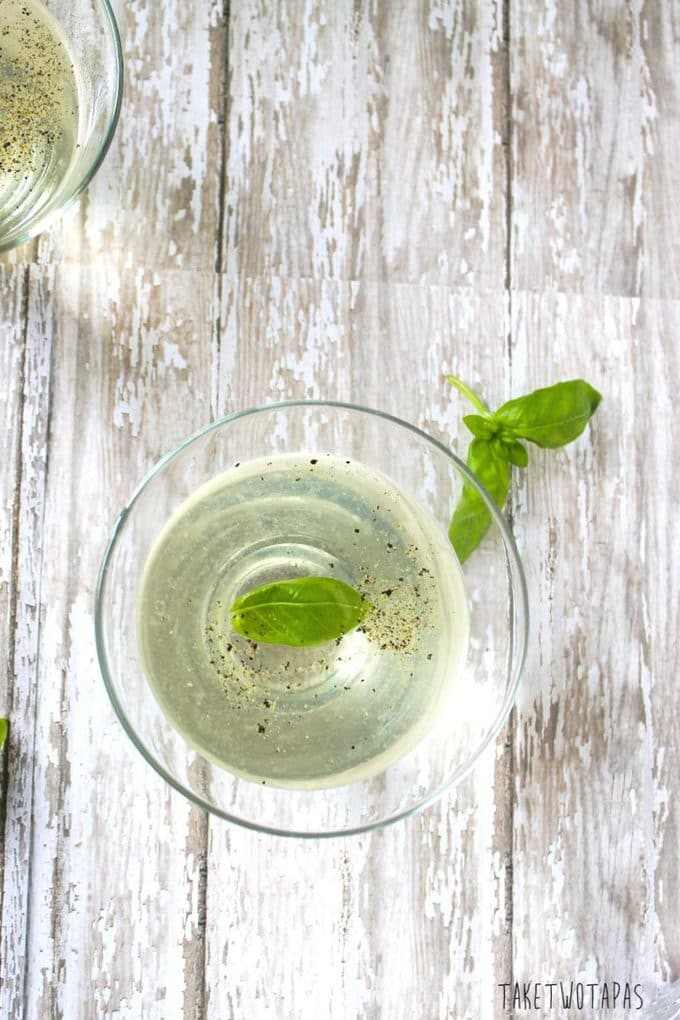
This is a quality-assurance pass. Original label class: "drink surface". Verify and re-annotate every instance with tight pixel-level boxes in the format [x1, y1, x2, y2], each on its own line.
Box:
[0, 0, 80, 240]
[138, 454, 470, 789]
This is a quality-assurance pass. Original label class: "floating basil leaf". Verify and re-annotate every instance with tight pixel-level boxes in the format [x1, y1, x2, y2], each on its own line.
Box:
[493, 380, 602, 449]
[230, 576, 372, 647]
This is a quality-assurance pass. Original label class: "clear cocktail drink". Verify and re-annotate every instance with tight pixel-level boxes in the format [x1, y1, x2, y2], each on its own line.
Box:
[138, 453, 469, 789]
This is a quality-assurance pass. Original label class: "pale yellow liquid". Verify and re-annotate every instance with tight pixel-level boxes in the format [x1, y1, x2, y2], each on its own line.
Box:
[0, 0, 80, 240]
[138, 455, 470, 789]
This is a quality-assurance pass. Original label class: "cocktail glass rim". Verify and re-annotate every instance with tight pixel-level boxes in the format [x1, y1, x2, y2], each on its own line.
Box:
[0, 0, 124, 252]
[95, 399, 529, 837]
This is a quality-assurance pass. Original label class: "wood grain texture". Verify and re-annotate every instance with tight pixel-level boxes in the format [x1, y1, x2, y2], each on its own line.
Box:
[509, 2, 680, 1010]
[224, 0, 507, 285]
[0, 265, 55, 1019]
[0, 265, 215, 1020]
[0, 265, 28, 1012]
[511, 294, 680, 1000]
[1, 0, 679, 1017]
[511, 0, 680, 297]
[203, 758, 508, 1020]
[0, 268, 25, 726]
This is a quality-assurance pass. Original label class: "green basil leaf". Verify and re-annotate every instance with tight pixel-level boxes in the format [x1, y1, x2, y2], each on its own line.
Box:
[445, 374, 490, 415]
[493, 380, 602, 448]
[463, 414, 497, 440]
[468, 438, 511, 507]
[0, 719, 7, 750]
[230, 576, 372, 647]
[448, 439, 510, 563]
[502, 438, 529, 468]
[448, 489, 493, 565]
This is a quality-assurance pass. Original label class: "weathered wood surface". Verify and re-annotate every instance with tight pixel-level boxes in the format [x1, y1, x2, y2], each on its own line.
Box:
[511, 293, 680, 1004]
[1, 1, 678, 1018]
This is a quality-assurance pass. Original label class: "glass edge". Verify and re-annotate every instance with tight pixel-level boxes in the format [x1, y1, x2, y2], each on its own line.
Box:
[94, 398, 530, 839]
[0, 0, 124, 254]
[71, 0, 125, 202]
[101, 398, 526, 552]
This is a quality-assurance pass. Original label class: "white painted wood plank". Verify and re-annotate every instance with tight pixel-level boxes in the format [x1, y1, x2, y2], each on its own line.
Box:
[17, 265, 213, 1019]
[204, 754, 508, 1020]
[0, 265, 55, 1020]
[511, 293, 680, 1007]
[224, 0, 507, 286]
[510, 1, 680, 297]
[0, 266, 25, 721]
[509, 0, 680, 1007]
[0, 265, 30, 1016]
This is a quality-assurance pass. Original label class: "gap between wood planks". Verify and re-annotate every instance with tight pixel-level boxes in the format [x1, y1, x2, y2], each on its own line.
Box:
[192, 3, 232, 1018]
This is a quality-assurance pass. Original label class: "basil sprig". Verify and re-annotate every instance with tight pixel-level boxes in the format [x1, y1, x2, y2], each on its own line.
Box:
[230, 576, 372, 647]
[447, 376, 601, 563]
